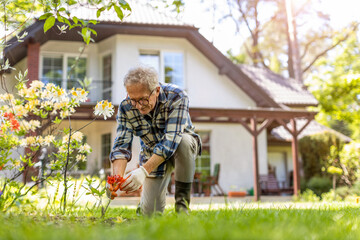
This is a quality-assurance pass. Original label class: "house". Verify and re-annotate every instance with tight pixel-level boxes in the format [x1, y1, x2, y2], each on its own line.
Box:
[4, 2, 320, 199]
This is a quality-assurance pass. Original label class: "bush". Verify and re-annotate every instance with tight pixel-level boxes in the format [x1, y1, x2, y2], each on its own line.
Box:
[299, 132, 345, 181]
[321, 189, 342, 202]
[295, 189, 320, 202]
[306, 176, 332, 197]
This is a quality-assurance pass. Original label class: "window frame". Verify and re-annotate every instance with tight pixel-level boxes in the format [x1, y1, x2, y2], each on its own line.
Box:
[40, 52, 88, 89]
[101, 53, 113, 101]
[195, 131, 211, 177]
[138, 49, 186, 90]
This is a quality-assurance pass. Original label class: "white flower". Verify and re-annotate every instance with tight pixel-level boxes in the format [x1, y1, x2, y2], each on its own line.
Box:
[43, 135, 55, 146]
[62, 131, 83, 143]
[20, 136, 38, 147]
[60, 110, 70, 119]
[72, 131, 84, 142]
[14, 105, 28, 117]
[0, 93, 15, 102]
[30, 80, 44, 89]
[79, 143, 92, 154]
[76, 154, 86, 162]
[94, 100, 114, 120]
[70, 88, 88, 102]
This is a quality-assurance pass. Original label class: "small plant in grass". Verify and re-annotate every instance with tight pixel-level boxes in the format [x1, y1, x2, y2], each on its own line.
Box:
[295, 189, 320, 202]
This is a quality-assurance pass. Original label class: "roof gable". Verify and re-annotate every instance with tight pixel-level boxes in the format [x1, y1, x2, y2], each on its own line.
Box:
[5, 3, 280, 108]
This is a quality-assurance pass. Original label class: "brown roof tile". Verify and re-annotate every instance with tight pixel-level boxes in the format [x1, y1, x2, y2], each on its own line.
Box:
[238, 65, 318, 106]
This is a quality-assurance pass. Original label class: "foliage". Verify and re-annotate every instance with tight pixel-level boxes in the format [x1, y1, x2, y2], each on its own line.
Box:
[0, 0, 131, 47]
[327, 166, 343, 176]
[309, 33, 360, 139]
[295, 189, 320, 202]
[218, 0, 359, 79]
[306, 176, 332, 197]
[338, 141, 360, 185]
[299, 132, 346, 181]
[321, 189, 342, 202]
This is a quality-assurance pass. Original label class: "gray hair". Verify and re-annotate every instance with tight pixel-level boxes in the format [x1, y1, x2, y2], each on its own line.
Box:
[123, 66, 159, 91]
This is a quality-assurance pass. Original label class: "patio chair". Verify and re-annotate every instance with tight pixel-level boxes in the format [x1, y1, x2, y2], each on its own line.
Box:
[259, 173, 281, 195]
[202, 163, 225, 196]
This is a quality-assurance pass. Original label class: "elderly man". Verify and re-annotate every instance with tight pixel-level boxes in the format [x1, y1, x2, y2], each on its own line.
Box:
[109, 66, 201, 215]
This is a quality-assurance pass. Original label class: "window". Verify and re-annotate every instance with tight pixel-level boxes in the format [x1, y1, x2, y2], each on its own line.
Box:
[41, 55, 87, 89]
[195, 131, 211, 177]
[101, 133, 112, 169]
[102, 55, 112, 101]
[139, 51, 184, 89]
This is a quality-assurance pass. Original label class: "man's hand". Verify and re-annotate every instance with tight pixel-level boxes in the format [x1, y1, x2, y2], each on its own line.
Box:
[121, 166, 149, 192]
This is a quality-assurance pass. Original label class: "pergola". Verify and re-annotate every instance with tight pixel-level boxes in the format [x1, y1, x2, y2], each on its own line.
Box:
[73, 105, 317, 201]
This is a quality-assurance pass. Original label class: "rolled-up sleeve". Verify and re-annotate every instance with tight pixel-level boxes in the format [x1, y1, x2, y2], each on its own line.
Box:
[109, 106, 133, 162]
[153, 95, 189, 160]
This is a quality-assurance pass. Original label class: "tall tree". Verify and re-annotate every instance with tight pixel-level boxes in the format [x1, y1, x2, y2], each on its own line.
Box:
[221, 0, 358, 81]
[309, 32, 360, 139]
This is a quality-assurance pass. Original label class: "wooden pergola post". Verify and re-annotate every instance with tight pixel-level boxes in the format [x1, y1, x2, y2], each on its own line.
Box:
[291, 119, 300, 196]
[251, 117, 260, 201]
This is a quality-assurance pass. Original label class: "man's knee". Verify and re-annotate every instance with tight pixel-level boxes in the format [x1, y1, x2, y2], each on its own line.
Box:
[175, 134, 197, 159]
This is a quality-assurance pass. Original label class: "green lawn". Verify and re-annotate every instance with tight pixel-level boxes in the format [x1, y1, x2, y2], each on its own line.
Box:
[1, 202, 359, 240]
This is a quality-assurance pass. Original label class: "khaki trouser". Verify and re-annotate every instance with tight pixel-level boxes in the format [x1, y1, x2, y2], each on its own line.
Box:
[139, 133, 199, 216]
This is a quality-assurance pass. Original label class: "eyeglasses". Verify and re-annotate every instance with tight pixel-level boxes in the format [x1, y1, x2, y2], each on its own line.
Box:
[127, 88, 156, 107]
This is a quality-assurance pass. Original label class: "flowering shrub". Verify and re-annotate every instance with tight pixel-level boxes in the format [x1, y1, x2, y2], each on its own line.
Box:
[0, 74, 114, 212]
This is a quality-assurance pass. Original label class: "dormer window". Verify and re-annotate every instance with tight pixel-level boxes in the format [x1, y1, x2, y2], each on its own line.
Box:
[139, 50, 184, 89]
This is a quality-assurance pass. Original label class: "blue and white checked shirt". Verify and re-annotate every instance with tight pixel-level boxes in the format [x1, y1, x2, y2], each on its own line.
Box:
[110, 83, 201, 177]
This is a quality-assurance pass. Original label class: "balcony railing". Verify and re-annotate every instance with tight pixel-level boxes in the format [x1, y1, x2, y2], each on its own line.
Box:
[40, 78, 112, 103]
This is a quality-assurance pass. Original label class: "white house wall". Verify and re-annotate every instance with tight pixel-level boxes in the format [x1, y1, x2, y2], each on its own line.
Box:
[110, 35, 256, 108]
[267, 145, 294, 188]
[195, 123, 267, 193]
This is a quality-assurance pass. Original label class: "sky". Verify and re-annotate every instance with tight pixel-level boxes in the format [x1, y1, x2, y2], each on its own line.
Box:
[181, 0, 360, 55]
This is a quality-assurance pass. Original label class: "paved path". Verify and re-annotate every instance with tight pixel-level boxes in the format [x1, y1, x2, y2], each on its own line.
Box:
[110, 195, 293, 207]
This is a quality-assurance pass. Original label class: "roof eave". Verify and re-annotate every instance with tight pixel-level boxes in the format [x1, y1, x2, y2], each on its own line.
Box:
[5, 20, 280, 108]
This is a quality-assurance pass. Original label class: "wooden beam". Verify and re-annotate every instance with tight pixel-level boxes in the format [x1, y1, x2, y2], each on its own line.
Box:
[291, 119, 300, 196]
[257, 118, 274, 135]
[251, 117, 260, 201]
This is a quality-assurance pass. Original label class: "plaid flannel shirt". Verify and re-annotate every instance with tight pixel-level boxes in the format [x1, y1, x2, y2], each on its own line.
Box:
[110, 83, 201, 177]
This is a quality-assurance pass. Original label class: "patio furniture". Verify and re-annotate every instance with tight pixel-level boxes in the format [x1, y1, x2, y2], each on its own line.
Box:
[202, 163, 225, 196]
[259, 174, 281, 195]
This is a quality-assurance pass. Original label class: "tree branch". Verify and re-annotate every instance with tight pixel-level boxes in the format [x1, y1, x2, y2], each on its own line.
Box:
[302, 23, 359, 73]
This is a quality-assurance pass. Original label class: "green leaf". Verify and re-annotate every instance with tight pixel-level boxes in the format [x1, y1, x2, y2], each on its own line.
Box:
[53, 117, 61, 124]
[58, 7, 66, 12]
[119, 0, 131, 11]
[72, 16, 79, 24]
[39, 13, 53, 20]
[114, 5, 124, 20]
[96, 6, 105, 18]
[88, 28, 97, 36]
[44, 16, 56, 33]
[88, 20, 97, 25]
